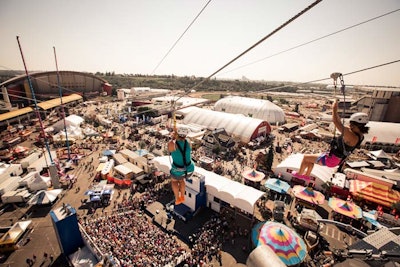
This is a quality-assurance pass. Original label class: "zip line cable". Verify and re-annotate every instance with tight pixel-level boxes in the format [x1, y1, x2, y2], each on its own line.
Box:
[255, 59, 400, 94]
[219, 8, 400, 76]
[188, 0, 322, 92]
[151, 0, 212, 75]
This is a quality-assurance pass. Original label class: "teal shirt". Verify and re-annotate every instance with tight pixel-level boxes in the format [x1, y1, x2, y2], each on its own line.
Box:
[170, 139, 194, 178]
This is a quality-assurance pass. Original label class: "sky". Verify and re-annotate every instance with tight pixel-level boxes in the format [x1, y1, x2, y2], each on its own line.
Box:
[1, 0, 400, 87]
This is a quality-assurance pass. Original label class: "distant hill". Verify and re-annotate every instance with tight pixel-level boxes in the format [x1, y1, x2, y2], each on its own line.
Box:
[0, 70, 328, 94]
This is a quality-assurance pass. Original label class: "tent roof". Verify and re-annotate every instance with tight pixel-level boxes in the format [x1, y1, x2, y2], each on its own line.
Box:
[369, 149, 391, 159]
[214, 96, 286, 124]
[182, 106, 270, 143]
[275, 153, 336, 185]
[153, 156, 265, 215]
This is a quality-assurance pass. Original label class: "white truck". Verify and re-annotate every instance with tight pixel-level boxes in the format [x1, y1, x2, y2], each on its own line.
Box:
[1, 189, 31, 204]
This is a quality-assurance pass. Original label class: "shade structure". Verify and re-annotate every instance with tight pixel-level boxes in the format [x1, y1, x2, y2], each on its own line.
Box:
[28, 189, 63, 205]
[242, 169, 265, 182]
[328, 197, 363, 219]
[102, 149, 115, 156]
[349, 180, 400, 208]
[292, 185, 325, 205]
[252, 221, 307, 266]
[264, 178, 290, 194]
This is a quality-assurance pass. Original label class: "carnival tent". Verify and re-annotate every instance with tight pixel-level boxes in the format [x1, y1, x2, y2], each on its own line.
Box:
[349, 180, 400, 207]
[275, 153, 336, 191]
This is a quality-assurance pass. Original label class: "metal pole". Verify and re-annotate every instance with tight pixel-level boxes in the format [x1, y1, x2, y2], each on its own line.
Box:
[16, 36, 53, 164]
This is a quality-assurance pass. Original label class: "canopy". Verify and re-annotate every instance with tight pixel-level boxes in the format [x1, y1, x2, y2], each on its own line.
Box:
[251, 221, 307, 266]
[292, 185, 325, 205]
[349, 180, 400, 207]
[328, 197, 363, 219]
[369, 149, 391, 159]
[242, 169, 265, 182]
[28, 189, 63, 205]
[152, 156, 265, 214]
[264, 178, 290, 194]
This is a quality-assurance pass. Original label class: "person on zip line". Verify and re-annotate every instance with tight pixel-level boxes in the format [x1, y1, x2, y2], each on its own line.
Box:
[168, 127, 195, 205]
[294, 99, 369, 178]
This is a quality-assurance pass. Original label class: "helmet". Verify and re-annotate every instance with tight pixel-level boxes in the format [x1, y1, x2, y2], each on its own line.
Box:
[177, 127, 189, 137]
[349, 112, 368, 124]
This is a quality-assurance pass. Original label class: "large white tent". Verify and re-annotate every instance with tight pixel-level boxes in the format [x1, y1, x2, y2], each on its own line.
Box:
[152, 156, 265, 215]
[274, 153, 336, 191]
[214, 96, 286, 125]
[179, 106, 271, 143]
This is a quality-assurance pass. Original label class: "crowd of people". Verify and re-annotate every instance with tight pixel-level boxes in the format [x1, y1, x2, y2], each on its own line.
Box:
[81, 208, 188, 267]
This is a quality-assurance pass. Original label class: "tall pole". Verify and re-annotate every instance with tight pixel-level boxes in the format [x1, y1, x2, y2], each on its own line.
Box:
[53, 46, 71, 160]
[16, 36, 53, 164]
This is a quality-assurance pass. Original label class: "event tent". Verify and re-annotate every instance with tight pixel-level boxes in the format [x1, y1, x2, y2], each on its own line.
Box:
[214, 96, 286, 125]
[274, 153, 336, 191]
[180, 106, 271, 143]
[152, 156, 265, 215]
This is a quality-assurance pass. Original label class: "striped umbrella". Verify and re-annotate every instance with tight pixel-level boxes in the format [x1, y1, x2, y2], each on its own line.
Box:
[328, 197, 363, 219]
[292, 185, 325, 205]
[252, 221, 307, 266]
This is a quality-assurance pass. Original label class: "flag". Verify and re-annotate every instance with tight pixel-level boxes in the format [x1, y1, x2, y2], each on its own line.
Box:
[396, 137, 400, 144]
[372, 136, 377, 143]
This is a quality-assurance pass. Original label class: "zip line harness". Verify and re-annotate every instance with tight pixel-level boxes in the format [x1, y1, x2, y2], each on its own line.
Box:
[328, 73, 364, 170]
[171, 139, 192, 179]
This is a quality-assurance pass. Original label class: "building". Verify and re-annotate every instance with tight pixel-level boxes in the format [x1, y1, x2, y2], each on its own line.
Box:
[354, 87, 400, 123]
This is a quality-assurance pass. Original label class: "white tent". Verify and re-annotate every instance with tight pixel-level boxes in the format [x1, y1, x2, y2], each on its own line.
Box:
[274, 153, 336, 191]
[28, 189, 63, 205]
[369, 149, 391, 159]
[152, 156, 265, 215]
[181, 106, 270, 143]
[24, 171, 51, 191]
[214, 96, 286, 125]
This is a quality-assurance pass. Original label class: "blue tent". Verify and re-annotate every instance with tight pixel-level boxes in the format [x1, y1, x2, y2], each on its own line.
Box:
[264, 178, 290, 194]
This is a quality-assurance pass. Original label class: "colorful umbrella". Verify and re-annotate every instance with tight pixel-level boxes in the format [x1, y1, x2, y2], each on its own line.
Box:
[292, 185, 325, 205]
[242, 169, 265, 182]
[328, 197, 363, 219]
[264, 178, 290, 194]
[252, 221, 307, 266]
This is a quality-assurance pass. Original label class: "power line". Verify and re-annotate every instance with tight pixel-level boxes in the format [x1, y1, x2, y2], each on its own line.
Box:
[219, 8, 400, 76]
[189, 0, 323, 92]
[151, 0, 212, 75]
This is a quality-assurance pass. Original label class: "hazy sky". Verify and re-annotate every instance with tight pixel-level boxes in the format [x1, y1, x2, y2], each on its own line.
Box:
[1, 0, 399, 87]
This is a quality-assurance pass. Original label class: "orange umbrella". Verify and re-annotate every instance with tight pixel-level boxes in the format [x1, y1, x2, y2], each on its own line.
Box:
[242, 169, 265, 182]
[292, 185, 325, 205]
[328, 197, 363, 219]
